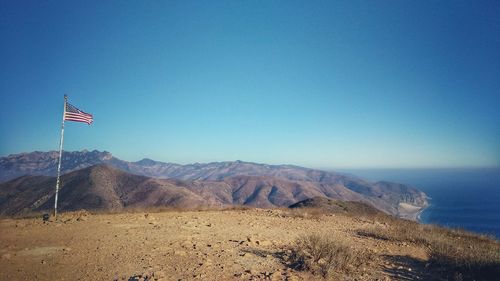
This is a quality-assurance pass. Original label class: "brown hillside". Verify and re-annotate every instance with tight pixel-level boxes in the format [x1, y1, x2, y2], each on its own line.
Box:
[289, 196, 383, 216]
[0, 163, 427, 219]
[0, 165, 209, 215]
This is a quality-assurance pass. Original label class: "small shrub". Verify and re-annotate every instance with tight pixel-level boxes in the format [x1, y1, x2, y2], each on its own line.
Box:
[289, 233, 369, 278]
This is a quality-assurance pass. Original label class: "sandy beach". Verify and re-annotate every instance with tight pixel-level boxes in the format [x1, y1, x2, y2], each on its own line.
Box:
[397, 202, 426, 221]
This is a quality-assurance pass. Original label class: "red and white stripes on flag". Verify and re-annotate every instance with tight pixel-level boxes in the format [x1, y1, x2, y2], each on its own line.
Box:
[64, 102, 94, 125]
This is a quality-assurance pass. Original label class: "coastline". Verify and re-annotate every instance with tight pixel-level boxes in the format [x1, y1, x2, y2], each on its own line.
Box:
[398, 202, 428, 222]
[416, 207, 427, 222]
[346, 168, 500, 238]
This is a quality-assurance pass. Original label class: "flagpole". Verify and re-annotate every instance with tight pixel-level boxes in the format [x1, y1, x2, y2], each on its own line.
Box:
[54, 95, 67, 219]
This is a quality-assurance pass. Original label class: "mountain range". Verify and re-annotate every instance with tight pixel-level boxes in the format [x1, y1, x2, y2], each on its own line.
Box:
[0, 150, 428, 217]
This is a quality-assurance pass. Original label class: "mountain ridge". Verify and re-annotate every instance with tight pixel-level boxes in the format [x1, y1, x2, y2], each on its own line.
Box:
[0, 151, 428, 218]
[0, 150, 347, 182]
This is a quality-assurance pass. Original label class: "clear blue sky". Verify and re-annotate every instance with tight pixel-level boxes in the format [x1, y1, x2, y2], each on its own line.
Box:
[1, 1, 499, 168]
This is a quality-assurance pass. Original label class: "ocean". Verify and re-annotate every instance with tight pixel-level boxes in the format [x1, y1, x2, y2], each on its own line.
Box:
[338, 168, 500, 238]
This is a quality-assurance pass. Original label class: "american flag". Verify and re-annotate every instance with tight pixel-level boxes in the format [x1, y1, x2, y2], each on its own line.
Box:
[64, 102, 93, 125]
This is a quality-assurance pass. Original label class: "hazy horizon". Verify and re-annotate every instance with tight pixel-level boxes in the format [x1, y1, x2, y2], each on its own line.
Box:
[1, 1, 499, 169]
[1, 148, 499, 171]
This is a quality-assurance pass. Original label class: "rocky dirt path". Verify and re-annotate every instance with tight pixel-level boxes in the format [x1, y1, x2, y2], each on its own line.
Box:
[0, 209, 429, 280]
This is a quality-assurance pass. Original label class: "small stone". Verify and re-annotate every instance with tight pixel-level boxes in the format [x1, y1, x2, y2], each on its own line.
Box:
[271, 273, 282, 281]
[259, 240, 272, 246]
[174, 250, 186, 256]
[249, 269, 258, 275]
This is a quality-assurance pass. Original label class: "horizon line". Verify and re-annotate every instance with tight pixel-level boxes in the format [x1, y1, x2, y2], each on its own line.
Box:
[1, 149, 499, 171]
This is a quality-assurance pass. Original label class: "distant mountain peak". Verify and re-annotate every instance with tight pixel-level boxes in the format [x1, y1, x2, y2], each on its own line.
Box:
[134, 158, 157, 166]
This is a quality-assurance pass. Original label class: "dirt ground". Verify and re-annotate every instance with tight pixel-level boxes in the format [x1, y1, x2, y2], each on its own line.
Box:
[0, 209, 431, 280]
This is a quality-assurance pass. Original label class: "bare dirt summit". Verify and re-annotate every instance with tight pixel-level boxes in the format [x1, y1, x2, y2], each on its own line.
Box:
[1, 208, 498, 281]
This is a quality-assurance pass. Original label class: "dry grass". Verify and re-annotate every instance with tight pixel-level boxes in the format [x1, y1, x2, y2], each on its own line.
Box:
[357, 219, 500, 280]
[426, 227, 500, 280]
[288, 233, 372, 278]
[89, 205, 217, 215]
[3, 205, 255, 221]
[219, 205, 254, 212]
[11, 211, 46, 220]
[283, 207, 330, 220]
[357, 219, 428, 245]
